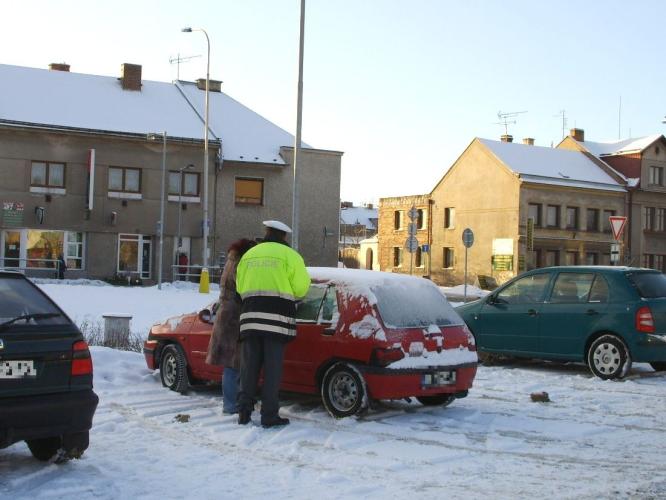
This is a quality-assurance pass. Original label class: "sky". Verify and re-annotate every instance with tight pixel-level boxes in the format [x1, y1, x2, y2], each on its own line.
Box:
[3, 0, 666, 205]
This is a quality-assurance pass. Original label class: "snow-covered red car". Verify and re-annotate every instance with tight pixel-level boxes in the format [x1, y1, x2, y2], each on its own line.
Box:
[143, 268, 478, 418]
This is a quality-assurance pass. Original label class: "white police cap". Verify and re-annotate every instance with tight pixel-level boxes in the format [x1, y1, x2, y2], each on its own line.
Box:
[263, 220, 292, 233]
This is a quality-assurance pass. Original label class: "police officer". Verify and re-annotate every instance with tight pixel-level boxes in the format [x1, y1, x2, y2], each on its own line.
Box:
[236, 220, 310, 427]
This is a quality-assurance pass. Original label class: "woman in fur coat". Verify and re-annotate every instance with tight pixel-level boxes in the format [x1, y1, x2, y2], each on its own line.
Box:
[206, 238, 256, 414]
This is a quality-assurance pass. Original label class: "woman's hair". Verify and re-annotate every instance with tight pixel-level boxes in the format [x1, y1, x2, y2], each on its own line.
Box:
[228, 238, 257, 257]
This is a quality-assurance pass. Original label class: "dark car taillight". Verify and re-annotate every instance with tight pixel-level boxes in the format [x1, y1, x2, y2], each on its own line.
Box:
[636, 306, 655, 333]
[72, 340, 93, 376]
[370, 347, 405, 367]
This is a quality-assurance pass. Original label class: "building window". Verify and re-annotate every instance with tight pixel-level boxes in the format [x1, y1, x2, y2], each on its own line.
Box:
[414, 247, 423, 267]
[648, 166, 664, 186]
[2, 229, 85, 270]
[584, 252, 599, 265]
[545, 250, 559, 267]
[546, 205, 560, 228]
[234, 177, 263, 205]
[528, 203, 542, 227]
[643, 254, 665, 272]
[31, 161, 65, 188]
[416, 209, 425, 229]
[656, 208, 665, 232]
[644, 207, 656, 231]
[117, 234, 152, 279]
[586, 208, 600, 232]
[566, 207, 579, 229]
[393, 247, 402, 267]
[564, 251, 578, 266]
[108, 167, 141, 193]
[169, 171, 200, 197]
[443, 247, 454, 268]
[394, 211, 403, 230]
[444, 208, 455, 229]
[602, 209, 616, 233]
[65, 232, 84, 269]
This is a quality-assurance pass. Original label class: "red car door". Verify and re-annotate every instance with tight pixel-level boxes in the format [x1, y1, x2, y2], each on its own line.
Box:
[283, 285, 339, 393]
[187, 306, 219, 380]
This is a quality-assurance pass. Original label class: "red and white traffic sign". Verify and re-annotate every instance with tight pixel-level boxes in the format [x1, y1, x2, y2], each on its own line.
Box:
[609, 216, 627, 241]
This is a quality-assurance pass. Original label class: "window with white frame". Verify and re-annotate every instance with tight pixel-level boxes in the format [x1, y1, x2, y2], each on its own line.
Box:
[117, 234, 152, 279]
[0, 229, 84, 269]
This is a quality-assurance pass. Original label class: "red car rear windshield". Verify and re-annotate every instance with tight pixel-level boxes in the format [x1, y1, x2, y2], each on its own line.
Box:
[371, 281, 462, 328]
[628, 272, 666, 299]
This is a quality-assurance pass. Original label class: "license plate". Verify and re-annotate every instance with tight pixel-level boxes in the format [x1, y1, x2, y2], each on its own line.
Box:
[0, 360, 37, 379]
[422, 371, 456, 386]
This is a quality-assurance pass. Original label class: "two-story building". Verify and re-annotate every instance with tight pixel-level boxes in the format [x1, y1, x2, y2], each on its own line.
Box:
[379, 134, 627, 285]
[0, 62, 343, 281]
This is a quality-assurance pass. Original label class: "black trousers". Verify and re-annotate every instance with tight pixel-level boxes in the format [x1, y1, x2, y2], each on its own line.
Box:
[238, 335, 286, 421]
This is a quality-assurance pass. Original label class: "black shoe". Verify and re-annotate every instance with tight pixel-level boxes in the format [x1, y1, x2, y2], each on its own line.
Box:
[261, 416, 290, 428]
[238, 410, 251, 425]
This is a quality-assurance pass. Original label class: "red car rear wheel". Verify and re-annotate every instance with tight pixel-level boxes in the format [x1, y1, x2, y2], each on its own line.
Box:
[321, 363, 368, 419]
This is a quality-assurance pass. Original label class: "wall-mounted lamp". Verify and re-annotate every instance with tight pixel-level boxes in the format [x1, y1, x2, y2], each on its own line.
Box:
[34, 206, 45, 224]
[110, 211, 118, 226]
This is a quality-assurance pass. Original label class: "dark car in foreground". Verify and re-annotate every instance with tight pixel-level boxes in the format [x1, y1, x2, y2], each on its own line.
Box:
[0, 271, 98, 461]
[144, 268, 477, 418]
[457, 266, 666, 379]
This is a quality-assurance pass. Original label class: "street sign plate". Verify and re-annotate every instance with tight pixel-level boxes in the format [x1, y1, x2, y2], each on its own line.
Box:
[609, 216, 627, 241]
[610, 243, 620, 263]
[408, 207, 419, 220]
[462, 228, 474, 248]
[421, 244, 430, 252]
[405, 236, 419, 253]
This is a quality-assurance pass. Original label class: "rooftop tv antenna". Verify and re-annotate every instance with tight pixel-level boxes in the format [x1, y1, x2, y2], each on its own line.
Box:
[494, 110, 527, 135]
[554, 109, 567, 139]
[169, 53, 202, 80]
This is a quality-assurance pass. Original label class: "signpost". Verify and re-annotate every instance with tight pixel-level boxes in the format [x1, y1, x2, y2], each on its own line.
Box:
[609, 215, 627, 265]
[462, 228, 474, 301]
[405, 206, 419, 275]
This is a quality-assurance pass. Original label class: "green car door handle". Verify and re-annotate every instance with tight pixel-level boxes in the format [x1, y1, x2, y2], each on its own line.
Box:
[527, 309, 538, 316]
[586, 309, 598, 315]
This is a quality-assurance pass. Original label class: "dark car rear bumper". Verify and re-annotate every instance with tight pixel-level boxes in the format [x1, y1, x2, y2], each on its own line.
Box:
[0, 389, 99, 448]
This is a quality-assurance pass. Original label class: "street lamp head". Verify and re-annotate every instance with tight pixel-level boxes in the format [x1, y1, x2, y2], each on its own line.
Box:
[181, 27, 193, 32]
[181, 163, 195, 172]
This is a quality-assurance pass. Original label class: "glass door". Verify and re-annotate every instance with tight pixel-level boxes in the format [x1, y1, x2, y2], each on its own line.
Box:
[141, 237, 152, 279]
[2, 231, 21, 268]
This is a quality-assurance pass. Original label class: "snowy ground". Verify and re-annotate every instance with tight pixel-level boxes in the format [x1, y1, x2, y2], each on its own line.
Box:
[2, 281, 666, 499]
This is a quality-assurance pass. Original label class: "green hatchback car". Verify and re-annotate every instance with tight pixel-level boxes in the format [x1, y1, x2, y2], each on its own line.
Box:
[457, 266, 666, 379]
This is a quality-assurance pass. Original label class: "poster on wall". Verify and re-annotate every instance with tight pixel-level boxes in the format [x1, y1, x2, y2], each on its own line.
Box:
[2, 202, 24, 227]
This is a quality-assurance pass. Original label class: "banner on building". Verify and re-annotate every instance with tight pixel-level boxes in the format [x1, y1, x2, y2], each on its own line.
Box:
[2, 202, 24, 227]
[87, 149, 95, 211]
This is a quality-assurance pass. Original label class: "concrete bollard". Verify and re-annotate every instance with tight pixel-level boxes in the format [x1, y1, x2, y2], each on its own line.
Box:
[102, 313, 132, 347]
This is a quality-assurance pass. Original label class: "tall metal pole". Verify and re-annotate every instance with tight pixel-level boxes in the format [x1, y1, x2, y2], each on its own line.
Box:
[464, 246, 468, 302]
[158, 131, 167, 290]
[202, 29, 210, 269]
[291, 0, 305, 251]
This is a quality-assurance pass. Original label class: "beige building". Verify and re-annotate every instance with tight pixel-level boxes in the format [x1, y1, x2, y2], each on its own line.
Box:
[379, 135, 627, 286]
[0, 63, 343, 282]
[558, 129, 666, 271]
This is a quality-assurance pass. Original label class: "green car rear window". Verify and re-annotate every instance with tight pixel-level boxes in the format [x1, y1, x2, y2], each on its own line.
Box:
[0, 275, 69, 328]
[628, 272, 666, 299]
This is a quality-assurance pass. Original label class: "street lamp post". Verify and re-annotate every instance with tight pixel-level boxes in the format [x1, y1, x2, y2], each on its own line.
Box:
[148, 131, 167, 290]
[182, 27, 211, 293]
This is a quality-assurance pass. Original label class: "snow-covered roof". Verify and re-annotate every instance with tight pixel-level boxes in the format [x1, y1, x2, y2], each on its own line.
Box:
[340, 206, 378, 230]
[479, 138, 625, 192]
[578, 135, 663, 156]
[0, 64, 307, 165]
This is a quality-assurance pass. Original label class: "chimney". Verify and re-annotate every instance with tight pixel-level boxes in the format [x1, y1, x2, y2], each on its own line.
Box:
[120, 63, 142, 91]
[341, 201, 353, 209]
[570, 128, 585, 142]
[49, 63, 70, 72]
[501, 134, 513, 143]
[196, 78, 222, 93]
[522, 137, 535, 146]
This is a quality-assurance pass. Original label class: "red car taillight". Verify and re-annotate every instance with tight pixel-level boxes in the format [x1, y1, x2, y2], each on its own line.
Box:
[635, 306, 655, 333]
[72, 340, 93, 376]
[370, 347, 405, 367]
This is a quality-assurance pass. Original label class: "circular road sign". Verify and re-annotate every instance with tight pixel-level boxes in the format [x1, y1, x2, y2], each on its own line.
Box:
[405, 236, 419, 253]
[462, 228, 474, 248]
